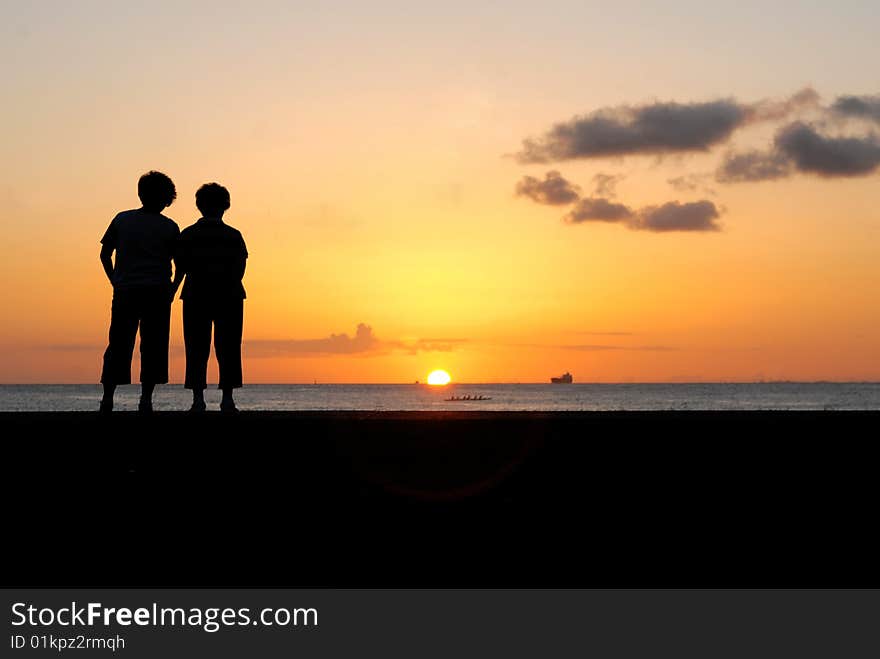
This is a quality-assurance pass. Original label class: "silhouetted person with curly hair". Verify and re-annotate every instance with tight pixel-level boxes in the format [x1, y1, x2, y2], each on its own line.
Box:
[100, 171, 180, 413]
[172, 183, 247, 413]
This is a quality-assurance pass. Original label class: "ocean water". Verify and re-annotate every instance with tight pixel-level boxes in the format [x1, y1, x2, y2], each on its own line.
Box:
[1, 383, 879, 412]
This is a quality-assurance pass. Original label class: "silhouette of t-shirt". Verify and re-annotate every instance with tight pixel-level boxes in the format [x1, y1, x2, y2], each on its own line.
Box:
[177, 218, 248, 302]
[101, 209, 180, 290]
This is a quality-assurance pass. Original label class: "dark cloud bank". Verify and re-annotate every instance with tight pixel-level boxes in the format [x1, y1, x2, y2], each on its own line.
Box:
[832, 94, 880, 124]
[565, 197, 721, 232]
[718, 121, 880, 181]
[518, 99, 746, 163]
[515, 87, 879, 182]
[516, 89, 819, 163]
[514, 88, 877, 233]
[517, 171, 721, 232]
[565, 197, 634, 222]
[715, 149, 791, 182]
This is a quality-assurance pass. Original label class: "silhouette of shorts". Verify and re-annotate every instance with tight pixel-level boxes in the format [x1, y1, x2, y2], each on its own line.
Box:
[101, 286, 171, 385]
[183, 298, 243, 390]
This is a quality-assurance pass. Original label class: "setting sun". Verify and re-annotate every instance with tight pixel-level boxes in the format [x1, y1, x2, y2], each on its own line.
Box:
[427, 370, 451, 386]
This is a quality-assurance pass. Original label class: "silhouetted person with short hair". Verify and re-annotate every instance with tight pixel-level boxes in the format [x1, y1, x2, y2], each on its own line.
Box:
[100, 171, 180, 413]
[172, 182, 247, 413]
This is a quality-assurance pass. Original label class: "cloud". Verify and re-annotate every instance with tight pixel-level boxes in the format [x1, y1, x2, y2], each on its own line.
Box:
[749, 87, 821, 122]
[717, 121, 880, 182]
[715, 149, 792, 182]
[564, 197, 634, 223]
[832, 94, 880, 124]
[565, 197, 721, 232]
[516, 171, 638, 224]
[666, 173, 716, 195]
[562, 344, 676, 351]
[511, 341, 676, 351]
[775, 121, 880, 177]
[511, 168, 723, 232]
[667, 175, 701, 192]
[632, 200, 722, 232]
[514, 171, 581, 205]
[247, 323, 379, 356]
[569, 331, 635, 336]
[591, 172, 624, 197]
[517, 98, 748, 163]
[393, 338, 466, 355]
[514, 89, 820, 164]
[245, 324, 465, 358]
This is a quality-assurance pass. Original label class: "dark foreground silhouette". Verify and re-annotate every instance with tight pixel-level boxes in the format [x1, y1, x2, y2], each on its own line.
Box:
[2, 410, 877, 587]
[100, 170, 180, 413]
[174, 182, 247, 413]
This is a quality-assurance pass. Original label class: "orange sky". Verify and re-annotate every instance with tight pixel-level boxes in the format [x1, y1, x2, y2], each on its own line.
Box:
[1, 2, 878, 383]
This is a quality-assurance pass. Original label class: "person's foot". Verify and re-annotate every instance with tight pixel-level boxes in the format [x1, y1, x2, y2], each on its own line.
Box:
[189, 399, 207, 414]
[99, 399, 113, 415]
[220, 400, 238, 414]
[137, 399, 153, 414]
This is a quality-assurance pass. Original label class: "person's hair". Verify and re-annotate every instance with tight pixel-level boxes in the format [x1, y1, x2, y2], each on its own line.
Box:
[138, 171, 177, 210]
[195, 182, 231, 217]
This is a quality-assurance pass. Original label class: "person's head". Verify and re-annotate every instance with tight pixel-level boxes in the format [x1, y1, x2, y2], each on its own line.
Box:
[138, 171, 177, 212]
[195, 182, 231, 219]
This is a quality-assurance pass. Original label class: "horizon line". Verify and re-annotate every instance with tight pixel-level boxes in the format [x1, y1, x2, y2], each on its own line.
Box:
[2, 381, 880, 386]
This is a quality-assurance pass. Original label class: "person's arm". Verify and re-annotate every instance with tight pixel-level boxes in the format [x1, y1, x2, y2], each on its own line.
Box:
[236, 234, 248, 281]
[100, 244, 115, 284]
[100, 218, 118, 284]
[170, 233, 186, 302]
[236, 256, 247, 281]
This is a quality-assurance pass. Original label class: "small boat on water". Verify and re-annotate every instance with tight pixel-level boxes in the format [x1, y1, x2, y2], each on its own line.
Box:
[445, 395, 492, 401]
[551, 372, 573, 384]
